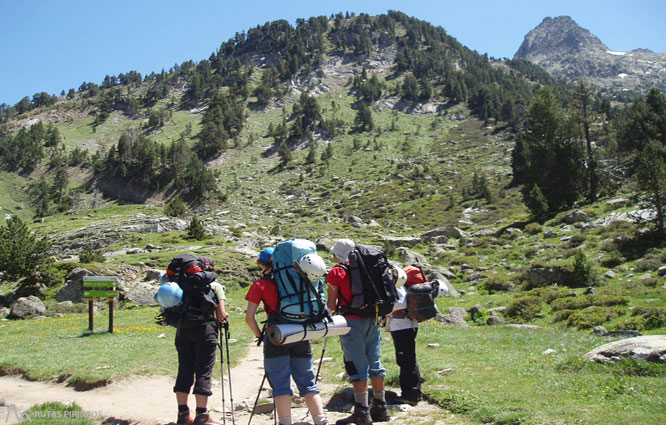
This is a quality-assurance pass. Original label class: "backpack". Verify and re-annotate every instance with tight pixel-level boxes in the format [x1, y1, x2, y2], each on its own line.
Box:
[338, 245, 397, 319]
[157, 254, 219, 327]
[271, 239, 326, 323]
[404, 266, 437, 322]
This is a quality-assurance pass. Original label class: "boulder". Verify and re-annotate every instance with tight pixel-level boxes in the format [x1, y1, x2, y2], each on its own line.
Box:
[435, 313, 469, 327]
[10, 296, 46, 318]
[448, 307, 467, 319]
[486, 315, 503, 325]
[0, 307, 10, 317]
[382, 236, 421, 247]
[658, 266, 666, 277]
[525, 266, 577, 288]
[56, 267, 96, 303]
[564, 210, 588, 224]
[397, 247, 427, 265]
[125, 281, 158, 305]
[144, 269, 162, 281]
[583, 335, 666, 364]
[422, 226, 468, 240]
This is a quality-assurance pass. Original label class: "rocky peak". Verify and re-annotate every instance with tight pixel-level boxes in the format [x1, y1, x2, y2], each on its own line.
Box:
[515, 16, 607, 59]
[513, 15, 666, 94]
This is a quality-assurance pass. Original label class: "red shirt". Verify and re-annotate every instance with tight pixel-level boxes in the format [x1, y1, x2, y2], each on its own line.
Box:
[327, 265, 363, 319]
[245, 277, 279, 316]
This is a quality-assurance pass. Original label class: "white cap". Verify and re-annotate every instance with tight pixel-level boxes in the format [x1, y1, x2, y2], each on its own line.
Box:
[331, 239, 355, 262]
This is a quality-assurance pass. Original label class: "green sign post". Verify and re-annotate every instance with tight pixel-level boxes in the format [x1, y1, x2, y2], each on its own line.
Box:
[82, 276, 118, 333]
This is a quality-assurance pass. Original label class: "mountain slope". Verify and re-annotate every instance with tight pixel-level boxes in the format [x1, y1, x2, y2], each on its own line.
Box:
[514, 16, 666, 94]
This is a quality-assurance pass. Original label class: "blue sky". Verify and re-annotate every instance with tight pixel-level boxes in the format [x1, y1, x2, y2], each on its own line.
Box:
[1, 0, 664, 106]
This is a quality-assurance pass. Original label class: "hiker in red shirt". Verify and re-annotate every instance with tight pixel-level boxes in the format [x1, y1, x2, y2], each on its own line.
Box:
[326, 239, 389, 425]
[245, 247, 328, 425]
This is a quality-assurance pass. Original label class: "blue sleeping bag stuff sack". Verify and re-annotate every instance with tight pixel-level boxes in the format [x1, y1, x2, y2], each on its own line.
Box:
[272, 239, 326, 323]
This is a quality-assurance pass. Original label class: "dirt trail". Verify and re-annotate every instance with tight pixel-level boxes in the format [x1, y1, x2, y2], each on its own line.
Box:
[0, 341, 462, 425]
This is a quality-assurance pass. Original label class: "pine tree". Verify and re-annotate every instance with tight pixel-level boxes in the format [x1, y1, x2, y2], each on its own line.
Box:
[187, 216, 206, 240]
[636, 141, 666, 235]
[0, 216, 52, 281]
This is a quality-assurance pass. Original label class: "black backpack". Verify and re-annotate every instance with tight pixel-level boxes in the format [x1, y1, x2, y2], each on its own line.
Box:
[158, 254, 219, 327]
[337, 245, 397, 320]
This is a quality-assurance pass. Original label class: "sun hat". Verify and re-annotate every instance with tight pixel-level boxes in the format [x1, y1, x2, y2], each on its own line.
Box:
[331, 239, 355, 262]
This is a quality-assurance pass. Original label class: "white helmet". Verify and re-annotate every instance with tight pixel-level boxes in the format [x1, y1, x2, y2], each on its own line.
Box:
[392, 266, 407, 288]
[432, 279, 449, 298]
[296, 254, 327, 281]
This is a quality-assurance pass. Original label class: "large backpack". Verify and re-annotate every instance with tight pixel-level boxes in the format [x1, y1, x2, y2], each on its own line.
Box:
[339, 245, 397, 320]
[404, 265, 437, 322]
[271, 239, 326, 324]
[158, 254, 219, 327]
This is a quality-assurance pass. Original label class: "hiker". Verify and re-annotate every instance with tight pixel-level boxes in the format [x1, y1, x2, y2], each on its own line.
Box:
[245, 247, 329, 425]
[386, 266, 421, 406]
[171, 255, 229, 425]
[326, 239, 390, 425]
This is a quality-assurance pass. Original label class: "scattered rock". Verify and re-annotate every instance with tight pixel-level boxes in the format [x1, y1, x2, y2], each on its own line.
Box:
[435, 313, 468, 327]
[0, 307, 10, 317]
[563, 210, 588, 224]
[583, 335, 666, 364]
[10, 296, 46, 319]
[427, 343, 440, 348]
[591, 326, 609, 336]
[486, 315, 503, 325]
[542, 349, 557, 355]
[658, 266, 666, 277]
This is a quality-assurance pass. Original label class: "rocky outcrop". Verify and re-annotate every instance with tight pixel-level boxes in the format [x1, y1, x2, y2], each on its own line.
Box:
[514, 16, 666, 94]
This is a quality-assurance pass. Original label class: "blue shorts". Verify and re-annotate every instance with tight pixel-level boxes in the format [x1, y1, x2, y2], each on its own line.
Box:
[263, 338, 319, 397]
[339, 317, 386, 381]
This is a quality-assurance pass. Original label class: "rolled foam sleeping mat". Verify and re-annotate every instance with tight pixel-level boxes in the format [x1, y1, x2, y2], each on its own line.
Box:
[267, 315, 350, 345]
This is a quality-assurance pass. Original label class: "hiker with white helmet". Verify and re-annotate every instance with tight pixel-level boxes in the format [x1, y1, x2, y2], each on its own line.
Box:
[245, 246, 329, 425]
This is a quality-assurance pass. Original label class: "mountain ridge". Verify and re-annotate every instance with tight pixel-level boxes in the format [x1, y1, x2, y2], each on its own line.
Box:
[514, 15, 666, 94]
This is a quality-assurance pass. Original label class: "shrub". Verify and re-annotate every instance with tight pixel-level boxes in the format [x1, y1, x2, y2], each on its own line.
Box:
[524, 222, 542, 235]
[164, 197, 186, 217]
[526, 286, 571, 304]
[565, 306, 625, 329]
[505, 296, 543, 322]
[618, 306, 666, 331]
[550, 292, 629, 312]
[481, 274, 515, 293]
[79, 244, 105, 263]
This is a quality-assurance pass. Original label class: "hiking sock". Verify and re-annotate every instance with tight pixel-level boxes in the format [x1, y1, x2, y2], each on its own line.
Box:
[373, 390, 386, 403]
[354, 391, 369, 407]
[195, 407, 207, 415]
[313, 414, 327, 425]
[278, 416, 292, 425]
[178, 405, 189, 413]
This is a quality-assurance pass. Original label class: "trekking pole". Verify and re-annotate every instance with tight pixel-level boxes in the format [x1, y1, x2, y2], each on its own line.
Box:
[248, 373, 267, 425]
[219, 325, 227, 425]
[223, 321, 236, 424]
[314, 336, 328, 385]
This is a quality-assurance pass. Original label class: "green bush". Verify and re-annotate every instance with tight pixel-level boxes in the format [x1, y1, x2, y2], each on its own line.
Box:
[571, 250, 594, 287]
[187, 215, 206, 240]
[164, 197, 187, 217]
[524, 222, 542, 235]
[505, 295, 543, 322]
[526, 286, 571, 304]
[618, 306, 666, 331]
[79, 244, 104, 263]
[550, 293, 629, 312]
[481, 274, 515, 293]
[565, 306, 625, 329]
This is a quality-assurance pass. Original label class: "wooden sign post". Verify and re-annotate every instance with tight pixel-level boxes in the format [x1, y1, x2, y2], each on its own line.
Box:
[82, 276, 118, 333]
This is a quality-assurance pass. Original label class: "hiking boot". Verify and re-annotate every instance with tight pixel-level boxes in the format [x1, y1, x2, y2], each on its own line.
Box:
[335, 403, 372, 425]
[193, 412, 221, 425]
[177, 410, 194, 425]
[393, 396, 418, 406]
[369, 400, 390, 422]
